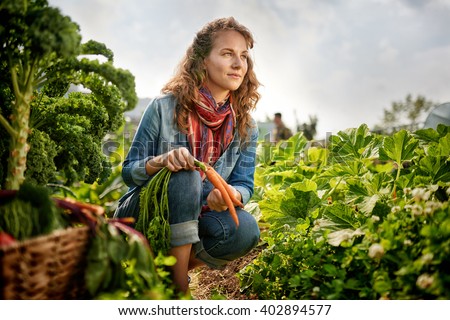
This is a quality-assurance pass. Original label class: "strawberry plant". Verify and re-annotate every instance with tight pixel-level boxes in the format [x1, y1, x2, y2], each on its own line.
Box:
[240, 124, 450, 299]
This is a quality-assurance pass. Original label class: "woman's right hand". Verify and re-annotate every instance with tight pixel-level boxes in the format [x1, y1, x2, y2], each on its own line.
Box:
[146, 147, 196, 174]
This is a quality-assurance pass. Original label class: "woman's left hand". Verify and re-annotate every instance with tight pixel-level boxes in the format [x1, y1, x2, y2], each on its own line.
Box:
[207, 186, 241, 212]
[207, 189, 228, 212]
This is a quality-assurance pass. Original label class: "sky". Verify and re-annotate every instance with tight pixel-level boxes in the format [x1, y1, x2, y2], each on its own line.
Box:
[49, 0, 450, 139]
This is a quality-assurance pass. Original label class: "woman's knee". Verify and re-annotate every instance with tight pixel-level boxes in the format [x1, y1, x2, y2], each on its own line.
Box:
[199, 209, 260, 260]
[168, 170, 201, 200]
[167, 169, 202, 224]
[234, 210, 260, 252]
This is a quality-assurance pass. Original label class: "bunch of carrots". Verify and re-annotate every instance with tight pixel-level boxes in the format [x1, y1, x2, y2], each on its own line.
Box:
[194, 160, 243, 227]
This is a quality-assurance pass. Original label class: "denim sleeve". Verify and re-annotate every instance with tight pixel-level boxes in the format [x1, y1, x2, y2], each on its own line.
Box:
[122, 99, 160, 188]
[227, 123, 259, 205]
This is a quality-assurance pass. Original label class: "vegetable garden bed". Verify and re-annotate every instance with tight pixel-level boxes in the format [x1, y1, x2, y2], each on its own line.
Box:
[237, 124, 450, 300]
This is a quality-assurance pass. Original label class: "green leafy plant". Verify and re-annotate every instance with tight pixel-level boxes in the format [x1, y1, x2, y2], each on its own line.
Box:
[0, 0, 137, 190]
[50, 121, 135, 216]
[240, 124, 450, 299]
[85, 217, 176, 299]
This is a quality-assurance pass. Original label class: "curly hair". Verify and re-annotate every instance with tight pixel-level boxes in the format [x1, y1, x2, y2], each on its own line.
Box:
[162, 17, 261, 142]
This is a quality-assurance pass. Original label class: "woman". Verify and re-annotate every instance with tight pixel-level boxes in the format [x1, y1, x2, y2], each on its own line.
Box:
[115, 17, 261, 294]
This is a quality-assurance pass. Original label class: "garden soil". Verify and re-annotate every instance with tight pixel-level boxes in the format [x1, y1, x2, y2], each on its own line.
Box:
[189, 246, 263, 300]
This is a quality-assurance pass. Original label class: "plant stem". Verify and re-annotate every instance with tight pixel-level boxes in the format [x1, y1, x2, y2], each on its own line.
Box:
[0, 114, 17, 137]
[193, 159, 207, 172]
[392, 162, 402, 200]
[4, 64, 34, 190]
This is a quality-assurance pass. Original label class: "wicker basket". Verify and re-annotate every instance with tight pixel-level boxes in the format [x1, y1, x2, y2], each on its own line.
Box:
[0, 225, 91, 300]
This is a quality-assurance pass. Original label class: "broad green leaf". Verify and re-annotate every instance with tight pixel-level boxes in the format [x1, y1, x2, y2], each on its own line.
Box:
[347, 178, 369, 197]
[358, 195, 380, 214]
[436, 124, 450, 136]
[372, 201, 392, 218]
[306, 146, 328, 166]
[414, 128, 441, 142]
[321, 203, 361, 229]
[418, 156, 450, 183]
[369, 172, 393, 193]
[272, 132, 308, 163]
[373, 278, 392, 294]
[329, 124, 379, 162]
[347, 172, 393, 198]
[413, 175, 433, 186]
[326, 228, 365, 247]
[323, 264, 338, 276]
[258, 163, 308, 188]
[379, 129, 418, 166]
[296, 217, 311, 232]
[396, 173, 415, 190]
[373, 161, 396, 173]
[258, 187, 299, 229]
[266, 169, 297, 178]
[329, 177, 347, 190]
[438, 133, 450, 157]
[280, 186, 321, 220]
[320, 160, 366, 179]
[289, 180, 318, 192]
[256, 141, 275, 165]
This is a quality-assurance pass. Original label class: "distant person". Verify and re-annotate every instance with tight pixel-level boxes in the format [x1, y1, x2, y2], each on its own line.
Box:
[114, 17, 260, 294]
[273, 112, 293, 142]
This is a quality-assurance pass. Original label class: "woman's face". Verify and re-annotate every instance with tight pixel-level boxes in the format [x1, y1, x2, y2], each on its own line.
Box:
[204, 30, 249, 102]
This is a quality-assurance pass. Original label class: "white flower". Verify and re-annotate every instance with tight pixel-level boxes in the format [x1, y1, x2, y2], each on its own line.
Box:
[403, 239, 412, 246]
[368, 243, 385, 259]
[411, 187, 431, 201]
[411, 204, 423, 216]
[426, 201, 442, 212]
[403, 187, 412, 195]
[446, 187, 450, 195]
[416, 273, 434, 289]
[412, 188, 426, 200]
[313, 286, 320, 293]
[420, 253, 434, 264]
[371, 215, 380, 222]
[391, 206, 401, 214]
[424, 206, 433, 215]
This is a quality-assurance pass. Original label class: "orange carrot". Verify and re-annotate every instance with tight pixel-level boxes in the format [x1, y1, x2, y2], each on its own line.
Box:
[205, 166, 240, 227]
[194, 160, 242, 207]
[211, 167, 244, 208]
[194, 159, 241, 227]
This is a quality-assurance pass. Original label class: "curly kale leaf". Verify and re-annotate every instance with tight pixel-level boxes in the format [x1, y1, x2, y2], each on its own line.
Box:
[25, 128, 57, 185]
[28, 92, 112, 185]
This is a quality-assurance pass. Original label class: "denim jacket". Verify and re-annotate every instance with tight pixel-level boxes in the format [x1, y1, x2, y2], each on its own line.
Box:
[120, 94, 258, 206]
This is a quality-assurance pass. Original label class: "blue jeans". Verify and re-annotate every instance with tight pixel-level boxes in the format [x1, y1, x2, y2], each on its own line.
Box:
[114, 170, 260, 268]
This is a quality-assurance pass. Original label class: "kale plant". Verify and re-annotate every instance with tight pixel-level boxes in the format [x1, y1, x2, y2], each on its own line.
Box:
[0, 0, 137, 189]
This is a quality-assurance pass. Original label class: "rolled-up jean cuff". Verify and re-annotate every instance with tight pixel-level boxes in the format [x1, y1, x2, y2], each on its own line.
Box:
[193, 241, 229, 269]
[170, 220, 200, 247]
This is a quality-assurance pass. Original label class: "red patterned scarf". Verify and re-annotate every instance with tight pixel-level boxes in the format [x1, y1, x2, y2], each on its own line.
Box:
[188, 87, 235, 166]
